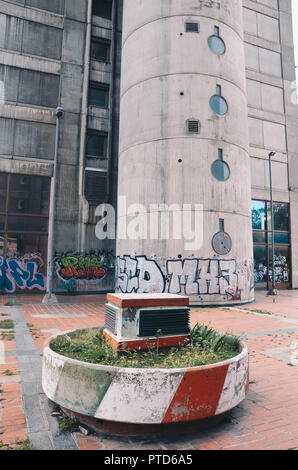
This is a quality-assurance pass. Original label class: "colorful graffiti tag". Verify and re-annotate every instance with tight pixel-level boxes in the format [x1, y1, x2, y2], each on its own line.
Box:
[55, 251, 115, 292]
[0, 254, 45, 293]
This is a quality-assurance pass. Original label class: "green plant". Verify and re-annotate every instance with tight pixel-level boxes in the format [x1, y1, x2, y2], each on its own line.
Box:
[58, 416, 79, 434]
[51, 324, 240, 369]
[191, 323, 239, 353]
[0, 320, 14, 329]
[1, 332, 14, 341]
[155, 328, 163, 355]
[13, 438, 32, 451]
[4, 301, 13, 306]
[244, 308, 272, 316]
[3, 369, 14, 376]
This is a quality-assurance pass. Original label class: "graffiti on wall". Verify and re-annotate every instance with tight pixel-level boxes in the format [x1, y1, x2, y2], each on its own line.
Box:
[55, 251, 115, 292]
[269, 255, 289, 284]
[116, 255, 254, 301]
[254, 256, 290, 285]
[0, 254, 45, 293]
[197, 0, 231, 14]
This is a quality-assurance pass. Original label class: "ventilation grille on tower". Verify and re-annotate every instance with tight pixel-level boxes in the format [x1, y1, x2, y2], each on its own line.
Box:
[187, 120, 201, 134]
[185, 22, 199, 33]
[105, 304, 117, 334]
[138, 308, 190, 337]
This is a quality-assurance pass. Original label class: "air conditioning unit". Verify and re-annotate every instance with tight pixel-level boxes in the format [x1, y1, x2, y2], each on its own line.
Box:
[103, 293, 190, 351]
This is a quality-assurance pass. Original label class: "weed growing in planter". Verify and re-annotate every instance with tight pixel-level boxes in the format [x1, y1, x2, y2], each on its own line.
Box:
[58, 416, 79, 434]
[50, 324, 241, 369]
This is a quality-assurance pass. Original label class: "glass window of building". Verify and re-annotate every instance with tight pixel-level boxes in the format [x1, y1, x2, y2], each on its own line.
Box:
[92, 0, 113, 20]
[89, 83, 109, 108]
[0, 173, 50, 290]
[211, 149, 230, 181]
[208, 26, 226, 55]
[210, 85, 228, 115]
[252, 200, 290, 289]
[86, 131, 108, 158]
[91, 38, 111, 63]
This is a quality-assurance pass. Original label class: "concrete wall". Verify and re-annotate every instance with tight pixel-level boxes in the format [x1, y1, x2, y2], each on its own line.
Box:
[117, 0, 254, 305]
[244, 0, 298, 287]
[0, 0, 122, 294]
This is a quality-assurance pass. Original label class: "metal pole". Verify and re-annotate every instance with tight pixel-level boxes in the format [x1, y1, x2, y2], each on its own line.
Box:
[43, 107, 63, 304]
[268, 151, 276, 296]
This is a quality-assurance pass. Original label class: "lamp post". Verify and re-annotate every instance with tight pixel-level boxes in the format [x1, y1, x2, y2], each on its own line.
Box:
[268, 151, 277, 296]
[42, 106, 64, 304]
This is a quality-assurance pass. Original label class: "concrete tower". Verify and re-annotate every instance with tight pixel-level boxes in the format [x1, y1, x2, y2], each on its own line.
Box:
[116, 0, 254, 305]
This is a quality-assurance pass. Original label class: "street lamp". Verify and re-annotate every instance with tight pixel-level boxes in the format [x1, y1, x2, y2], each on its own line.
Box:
[42, 106, 64, 304]
[267, 151, 277, 296]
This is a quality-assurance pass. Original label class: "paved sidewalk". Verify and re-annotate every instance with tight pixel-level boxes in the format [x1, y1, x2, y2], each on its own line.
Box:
[0, 291, 298, 450]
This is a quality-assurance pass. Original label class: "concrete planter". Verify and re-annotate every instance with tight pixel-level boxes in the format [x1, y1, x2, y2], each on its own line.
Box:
[42, 329, 249, 425]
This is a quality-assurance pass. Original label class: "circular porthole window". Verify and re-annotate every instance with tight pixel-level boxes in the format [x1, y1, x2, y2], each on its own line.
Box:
[208, 26, 226, 55]
[208, 35, 226, 55]
[210, 95, 228, 115]
[211, 159, 230, 181]
[210, 85, 228, 116]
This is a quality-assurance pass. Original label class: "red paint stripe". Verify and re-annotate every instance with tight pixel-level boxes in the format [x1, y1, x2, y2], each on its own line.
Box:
[162, 364, 229, 423]
[103, 329, 190, 351]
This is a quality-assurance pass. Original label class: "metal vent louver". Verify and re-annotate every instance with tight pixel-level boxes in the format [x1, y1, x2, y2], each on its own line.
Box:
[185, 22, 199, 33]
[105, 304, 117, 334]
[187, 120, 200, 134]
[138, 308, 190, 337]
[84, 170, 107, 205]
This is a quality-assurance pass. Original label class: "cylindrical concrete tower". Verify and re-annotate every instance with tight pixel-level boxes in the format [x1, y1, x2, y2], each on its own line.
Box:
[116, 0, 254, 305]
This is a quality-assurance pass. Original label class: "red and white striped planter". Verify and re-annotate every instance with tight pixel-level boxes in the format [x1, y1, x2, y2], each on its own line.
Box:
[42, 330, 249, 425]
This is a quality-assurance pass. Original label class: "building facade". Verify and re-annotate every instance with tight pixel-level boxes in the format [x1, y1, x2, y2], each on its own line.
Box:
[0, 0, 297, 302]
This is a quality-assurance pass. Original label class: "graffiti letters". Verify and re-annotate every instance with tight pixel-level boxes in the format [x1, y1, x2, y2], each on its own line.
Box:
[0, 254, 45, 293]
[116, 256, 240, 298]
[116, 256, 166, 293]
[55, 251, 115, 291]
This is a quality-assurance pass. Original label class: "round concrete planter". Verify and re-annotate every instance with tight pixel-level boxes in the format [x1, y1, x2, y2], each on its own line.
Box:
[42, 329, 249, 426]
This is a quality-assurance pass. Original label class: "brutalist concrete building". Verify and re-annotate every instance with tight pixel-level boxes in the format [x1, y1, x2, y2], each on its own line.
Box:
[0, 0, 297, 304]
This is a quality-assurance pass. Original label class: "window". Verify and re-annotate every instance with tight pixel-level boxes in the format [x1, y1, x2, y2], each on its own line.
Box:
[208, 26, 226, 55]
[92, 0, 113, 20]
[86, 131, 108, 158]
[210, 85, 228, 115]
[91, 38, 111, 63]
[89, 83, 109, 108]
[211, 149, 230, 181]
[252, 200, 290, 287]
[0, 172, 50, 264]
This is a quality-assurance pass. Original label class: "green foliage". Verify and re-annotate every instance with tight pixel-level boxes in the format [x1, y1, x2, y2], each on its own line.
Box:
[1, 332, 14, 341]
[13, 438, 33, 451]
[244, 308, 272, 316]
[58, 417, 79, 434]
[3, 369, 14, 376]
[0, 320, 14, 329]
[51, 324, 240, 369]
